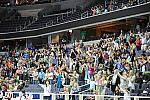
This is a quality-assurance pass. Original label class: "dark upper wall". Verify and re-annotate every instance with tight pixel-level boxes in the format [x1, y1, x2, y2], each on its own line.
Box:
[0, 0, 94, 11]
[0, 2, 150, 40]
[0, 0, 95, 17]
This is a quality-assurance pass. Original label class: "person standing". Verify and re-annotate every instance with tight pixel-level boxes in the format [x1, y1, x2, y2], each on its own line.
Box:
[136, 37, 141, 51]
[109, 69, 120, 94]
[128, 70, 136, 93]
[20, 90, 29, 100]
[91, 7, 96, 16]
[33, 68, 38, 84]
[141, 35, 147, 51]
[117, 70, 130, 100]
[89, 77, 96, 93]
[56, 71, 63, 92]
[70, 82, 79, 100]
[38, 69, 45, 84]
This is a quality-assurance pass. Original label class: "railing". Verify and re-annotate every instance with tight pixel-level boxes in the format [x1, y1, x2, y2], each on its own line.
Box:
[2, 92, 150, 100]
[80, 1, 150, 19]
[44, 9, 75, 27]
[43, 9, 75, 18]
[81, 10, 89, 19]
[29, 1, 150, 31]
[1, 1, 150, 33]
[22, 17, 38, 30]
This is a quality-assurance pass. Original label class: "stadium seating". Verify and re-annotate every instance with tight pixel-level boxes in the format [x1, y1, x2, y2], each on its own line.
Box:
[0, 0, 149, 33]
[0, 16, 34, 33]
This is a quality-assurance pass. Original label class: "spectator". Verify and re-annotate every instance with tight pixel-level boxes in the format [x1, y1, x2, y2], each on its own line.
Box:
[56, 71, 63, 91]
[114, 86, 121, 96]
[91, 7, 96, 16]
[109, 69, 120, 94]
[38, 69, 45, 84]
[136, 36, 141, 51]
[33, 68, 38, 84]
[117, 70, 131, 100]
[95, 6, 101, 15]
[70, 82, 79, 100]
[89, 77, 96, 93]
[141, 35, 147, 51]
[128, 70, 136, 93]
[20, 90, 29, 100]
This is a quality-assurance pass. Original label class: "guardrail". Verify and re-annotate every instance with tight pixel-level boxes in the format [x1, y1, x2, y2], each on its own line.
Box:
[50, 94, 150, 100]
[1, 92, 150, 100]
[0, 92, 44, 100]
[0, 2, 150, 40]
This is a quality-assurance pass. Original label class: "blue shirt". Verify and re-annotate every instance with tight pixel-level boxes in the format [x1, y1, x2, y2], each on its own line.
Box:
[38, 71, 45, 80]
[23, 53, 29, 59]
[115, 62, 124, 71]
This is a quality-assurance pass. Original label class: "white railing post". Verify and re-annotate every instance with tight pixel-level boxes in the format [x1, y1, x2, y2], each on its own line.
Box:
[95, 95, 104, 100]
[51, 94, 56, 100]
[134, 96, 139, 100]
[114, 96, 119, 100]
[79, 94, 83, 100]
[64, 94, 69, 100]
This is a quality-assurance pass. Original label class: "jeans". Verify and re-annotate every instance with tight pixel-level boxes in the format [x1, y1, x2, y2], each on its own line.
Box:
[29, 77, 33, 84]
[33, 80, 38, 84]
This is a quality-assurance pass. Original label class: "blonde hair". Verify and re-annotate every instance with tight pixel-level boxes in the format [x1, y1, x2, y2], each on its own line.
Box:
[129, 70, 134, 76]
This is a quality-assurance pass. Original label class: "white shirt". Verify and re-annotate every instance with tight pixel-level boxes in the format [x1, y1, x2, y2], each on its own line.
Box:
[141, 37, 147, 44]
[112, 74, 117, 85]
[128, 75, 135, 89]
[49, 72, 54, 79]
[90, 81, 96, 90]
[142, 65, 146, 72]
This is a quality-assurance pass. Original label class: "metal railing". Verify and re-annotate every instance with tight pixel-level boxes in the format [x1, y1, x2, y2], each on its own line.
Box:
[43, 9, 75, 18]
[2, 92, 150, 100]
[80, 1, 150, 19]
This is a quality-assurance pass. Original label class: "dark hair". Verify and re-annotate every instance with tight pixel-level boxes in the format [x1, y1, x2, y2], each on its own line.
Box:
[22, 90, 25, 93]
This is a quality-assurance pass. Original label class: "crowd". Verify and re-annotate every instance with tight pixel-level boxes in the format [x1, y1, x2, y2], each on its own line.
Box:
[0, 0, 63, 6]
[15, 0, 65, 6]
[0, 28, 150, 100]
[90, 0, 150, 16]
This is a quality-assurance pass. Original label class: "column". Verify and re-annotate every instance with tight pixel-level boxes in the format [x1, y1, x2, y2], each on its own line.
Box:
[48, 35, 52, 44]
[134, 96, 139, 100]
[79, 94, 83, 100]
[95, 95, 104, 100]
[114, 96, 119, 100]
[96, 26, 102, 37]
[65, 95, 69, 100]
[26, 38, 32, 49]
[51, 94, 56, 100]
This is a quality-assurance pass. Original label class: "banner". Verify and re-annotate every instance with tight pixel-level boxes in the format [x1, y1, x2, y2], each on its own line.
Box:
[3, 92, 43, 100]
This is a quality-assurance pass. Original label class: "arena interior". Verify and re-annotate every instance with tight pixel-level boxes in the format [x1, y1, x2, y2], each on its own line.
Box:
[0, 0, 150, 100]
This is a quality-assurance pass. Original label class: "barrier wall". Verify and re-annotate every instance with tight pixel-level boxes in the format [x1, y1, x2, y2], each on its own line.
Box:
[0, 2, 150, 40]
[2, 92, 150, 100]
[2, 92, 44, 100]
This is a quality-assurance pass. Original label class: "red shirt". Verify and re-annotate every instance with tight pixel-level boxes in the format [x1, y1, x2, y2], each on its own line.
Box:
[16, 69, 23, 75]
[136, 38, 141, 46]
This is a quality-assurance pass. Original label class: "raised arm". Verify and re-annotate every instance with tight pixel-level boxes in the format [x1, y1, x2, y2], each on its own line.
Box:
[116, 70, 127, 80]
